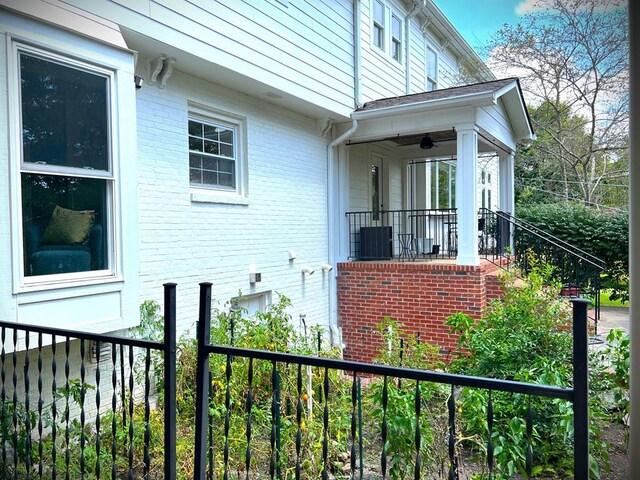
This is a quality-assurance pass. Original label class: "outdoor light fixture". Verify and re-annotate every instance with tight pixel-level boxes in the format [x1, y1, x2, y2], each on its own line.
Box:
[134, 75, 144, 89]
[419, 134, 434, 150]
[320, 263, 333, 272]
[301, 266, 315, 275]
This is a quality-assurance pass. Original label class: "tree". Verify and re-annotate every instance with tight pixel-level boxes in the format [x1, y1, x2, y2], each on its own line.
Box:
[487, 0, 628, 208]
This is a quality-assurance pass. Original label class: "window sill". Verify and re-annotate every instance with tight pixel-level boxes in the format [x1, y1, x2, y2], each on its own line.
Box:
[16, 273, 123, 296]
[191, 190, 249, 206]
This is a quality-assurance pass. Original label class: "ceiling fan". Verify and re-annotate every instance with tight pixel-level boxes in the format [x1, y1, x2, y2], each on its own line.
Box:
[420, 134, 437, 150]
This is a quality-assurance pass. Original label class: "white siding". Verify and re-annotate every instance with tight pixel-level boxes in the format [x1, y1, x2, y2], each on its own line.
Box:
[136, 70, 331, 334]
[64, 0, 356, 116]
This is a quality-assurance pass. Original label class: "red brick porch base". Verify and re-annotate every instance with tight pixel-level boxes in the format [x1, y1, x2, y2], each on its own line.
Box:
[337, 260, 505, 363]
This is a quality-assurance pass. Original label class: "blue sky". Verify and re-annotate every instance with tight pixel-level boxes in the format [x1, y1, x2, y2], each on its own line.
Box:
[434, 1, 523, 57]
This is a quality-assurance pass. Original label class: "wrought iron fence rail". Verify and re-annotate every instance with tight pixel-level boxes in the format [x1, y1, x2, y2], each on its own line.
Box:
[204, 344, 574, 401]
[0, 320, 164, 351]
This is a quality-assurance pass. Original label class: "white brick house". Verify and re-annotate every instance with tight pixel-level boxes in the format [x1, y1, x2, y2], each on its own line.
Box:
[0, 0, 533, 342]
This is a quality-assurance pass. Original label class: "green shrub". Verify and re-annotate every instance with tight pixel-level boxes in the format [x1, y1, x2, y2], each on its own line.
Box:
[446, 261, 609, 478]
[515, 203, 628, 302]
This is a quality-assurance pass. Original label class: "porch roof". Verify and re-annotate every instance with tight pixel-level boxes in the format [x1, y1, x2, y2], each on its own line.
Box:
[352, 78, 535, 144]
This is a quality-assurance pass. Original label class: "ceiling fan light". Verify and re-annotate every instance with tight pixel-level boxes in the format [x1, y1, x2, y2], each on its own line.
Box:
[420, 134, 434, 150]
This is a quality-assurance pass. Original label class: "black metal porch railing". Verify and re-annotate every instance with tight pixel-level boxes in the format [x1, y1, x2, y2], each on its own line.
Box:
[478, 208, 606, 331]
[194, 282, 590, 480]
[0, 284, 177, 480]
[345, 209, 458, 260]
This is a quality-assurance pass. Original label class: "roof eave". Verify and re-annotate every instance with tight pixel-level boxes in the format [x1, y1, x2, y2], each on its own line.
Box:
[352, 90, 497, 120]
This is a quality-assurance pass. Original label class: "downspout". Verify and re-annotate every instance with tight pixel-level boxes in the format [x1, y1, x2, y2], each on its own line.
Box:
[327, 118, 359, 348]
[405, 1, 421, 94]
[354, 0, 362, 107]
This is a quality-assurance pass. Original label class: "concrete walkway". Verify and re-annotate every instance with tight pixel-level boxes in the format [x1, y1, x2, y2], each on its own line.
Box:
[597, 306, 630, 337]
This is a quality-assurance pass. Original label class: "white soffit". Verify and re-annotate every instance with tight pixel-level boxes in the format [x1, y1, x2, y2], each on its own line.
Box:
[1, 0, 129, 50]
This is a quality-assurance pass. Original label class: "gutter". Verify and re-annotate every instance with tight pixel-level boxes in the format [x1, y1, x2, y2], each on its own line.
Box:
[404, 1, 422, 94]
[353, 0, 362, 108]
[326, 117, 359, 348]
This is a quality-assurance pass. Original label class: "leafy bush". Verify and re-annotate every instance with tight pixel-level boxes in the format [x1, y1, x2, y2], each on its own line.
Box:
[515, 203, 628, 301]
[446, 261, 609, 478]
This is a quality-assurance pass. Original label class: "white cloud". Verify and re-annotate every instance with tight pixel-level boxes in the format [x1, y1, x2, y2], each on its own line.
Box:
[515, 0, 627, 16]
[515, 0, 553, 15]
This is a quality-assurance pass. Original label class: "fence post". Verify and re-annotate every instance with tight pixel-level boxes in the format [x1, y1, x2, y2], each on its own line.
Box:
[164, 283, 177, 480]
[572, 298, 590, 480]
[194, 282, 212, 480]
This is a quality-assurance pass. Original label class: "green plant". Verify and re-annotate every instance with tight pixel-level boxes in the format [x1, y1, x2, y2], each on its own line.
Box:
[364, 318, 452, 479]
[446, 260, 609, 478]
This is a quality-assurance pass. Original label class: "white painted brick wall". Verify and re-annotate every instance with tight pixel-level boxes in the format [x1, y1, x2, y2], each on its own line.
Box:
[136, 71, 331, 337]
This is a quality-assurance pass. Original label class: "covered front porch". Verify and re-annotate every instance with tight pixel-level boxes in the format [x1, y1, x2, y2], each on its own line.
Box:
[329, 78, 534, 268]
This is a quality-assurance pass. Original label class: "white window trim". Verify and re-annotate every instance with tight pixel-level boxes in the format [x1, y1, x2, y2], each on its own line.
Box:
[426, 43, 438, 91]
[188, 102, 248, 204]
[370, 0, 404, 66]
[8, 40, 121, 292]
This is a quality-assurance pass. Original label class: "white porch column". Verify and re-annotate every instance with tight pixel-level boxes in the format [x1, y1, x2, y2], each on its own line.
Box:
[455, 126, 479, 265]
[499, 150, 515, 251]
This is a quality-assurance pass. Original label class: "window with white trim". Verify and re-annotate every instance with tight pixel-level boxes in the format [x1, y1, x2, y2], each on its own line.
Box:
[371, 0, 403, 64]
[426, 45, 438, 91]
[17, 48, 114, 279]
[188, 115, 240, 191]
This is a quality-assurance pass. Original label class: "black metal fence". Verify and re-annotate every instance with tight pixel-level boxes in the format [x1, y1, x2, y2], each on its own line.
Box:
[0, 284, 177, 480]
[345, 209, 458, 260]
[194, 282, 590, 480]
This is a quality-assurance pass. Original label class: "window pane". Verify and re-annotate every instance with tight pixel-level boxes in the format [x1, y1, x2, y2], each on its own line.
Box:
[219, 128, 233, 144]
[188, 121, 202, 136]
[450, 165, 456, 207]
[22, 173, 108, 276]
[203, 123, 218, 140]
[438, 163, 449, 208]
[20, 54, 109, 171]
[189, 167, 202, 184]
[426, 47, 437, 87]
[202, 169, 218, 185]
[219, 143, 234, 158]
[392, 40, 401, 61]
[392, 16, 401, 39]
[373, 1, 384, 24]
[430, 162, 437, 207]
[374, 25, 384, 49]
[204, 140, 219, 155]
[189, 136, 203, 152]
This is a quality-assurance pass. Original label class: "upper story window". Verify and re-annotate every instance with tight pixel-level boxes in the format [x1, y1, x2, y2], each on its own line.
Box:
[372, 0, 385, 50]
[189, 117, 238, 190]
[391, 14, 402, 62]
[19, 50, 113, 279]
[371, 0, 403, 65]
[426, 45, 438, 91]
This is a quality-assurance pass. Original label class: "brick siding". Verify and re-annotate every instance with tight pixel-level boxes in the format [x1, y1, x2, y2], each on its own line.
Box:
[337, 261, 506, 363]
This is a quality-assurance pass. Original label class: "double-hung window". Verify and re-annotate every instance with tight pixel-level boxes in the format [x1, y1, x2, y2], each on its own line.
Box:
[18, 49, 113, 279]
[189, 117, 238, 191]
[391, 14, 402, 62]
[371, 1, 403, 64]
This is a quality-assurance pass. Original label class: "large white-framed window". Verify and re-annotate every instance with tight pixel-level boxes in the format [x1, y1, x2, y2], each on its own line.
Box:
[426, 45, 438, 91]
[188, 105, 246, 198]
[370, 0, 403, 65]
[15, 44, 115, 282]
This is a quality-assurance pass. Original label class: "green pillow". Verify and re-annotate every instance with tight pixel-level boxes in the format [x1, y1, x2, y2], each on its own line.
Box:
[40, 206, 96, 246]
